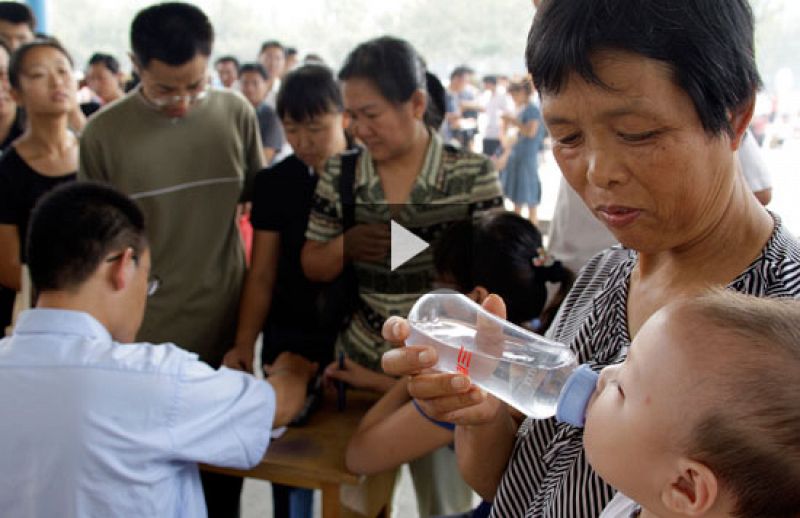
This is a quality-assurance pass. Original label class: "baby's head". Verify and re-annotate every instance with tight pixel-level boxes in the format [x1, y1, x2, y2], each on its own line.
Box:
[433, 212, 573, 329]
[585, 290, 800, 518]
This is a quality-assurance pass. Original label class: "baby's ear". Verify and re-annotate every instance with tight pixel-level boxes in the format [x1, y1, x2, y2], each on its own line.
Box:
[661, 459, 718, 516]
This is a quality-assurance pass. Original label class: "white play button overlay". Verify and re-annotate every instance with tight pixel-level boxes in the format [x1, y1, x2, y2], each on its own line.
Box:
[390, 220, 429, 271]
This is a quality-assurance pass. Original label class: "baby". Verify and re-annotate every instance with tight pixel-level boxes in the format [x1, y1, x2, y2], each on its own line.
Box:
[585, 289, 800, 518]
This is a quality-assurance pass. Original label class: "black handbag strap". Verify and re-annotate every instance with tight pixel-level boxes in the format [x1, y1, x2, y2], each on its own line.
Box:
[339, 148, 361, 231]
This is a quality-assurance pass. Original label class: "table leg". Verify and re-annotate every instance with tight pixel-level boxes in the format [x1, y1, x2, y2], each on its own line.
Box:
[321, 482, 341, 518]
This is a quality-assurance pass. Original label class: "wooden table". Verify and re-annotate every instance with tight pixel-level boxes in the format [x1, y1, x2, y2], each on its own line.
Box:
[202, 389, 388, 518]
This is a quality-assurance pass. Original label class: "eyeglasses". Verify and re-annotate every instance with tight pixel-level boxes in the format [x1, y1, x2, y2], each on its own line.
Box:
[140, 83, 210, 109]
[105, 251, 161, 297]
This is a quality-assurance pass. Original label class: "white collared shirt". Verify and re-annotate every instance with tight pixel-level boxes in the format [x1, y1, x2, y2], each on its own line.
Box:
[0, 309, 275, 518]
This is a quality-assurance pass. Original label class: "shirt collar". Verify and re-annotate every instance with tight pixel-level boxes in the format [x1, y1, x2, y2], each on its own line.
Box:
[357, 130, 444, 193]
[13, 309, 113, 343]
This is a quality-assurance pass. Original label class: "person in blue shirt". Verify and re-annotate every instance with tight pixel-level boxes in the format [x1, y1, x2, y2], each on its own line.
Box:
[0, 182, 316, 518]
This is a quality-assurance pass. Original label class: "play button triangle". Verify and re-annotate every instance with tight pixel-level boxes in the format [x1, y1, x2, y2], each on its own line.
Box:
[390, 220, 429, 271]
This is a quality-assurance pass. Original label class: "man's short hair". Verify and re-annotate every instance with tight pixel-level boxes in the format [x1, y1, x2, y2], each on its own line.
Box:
[526, 0, 761, 137]
[27, 183, 148, 293]
[259, 40, 284, 55]
[450, 65, 474, 81]
[285, 47, 297, 58]
[88, 52, 120, 75]
[214, 55, 239, 71]
[0, 2, 35, 30]
[131, 2, 213, 67]
[681, 290, 800, 518]
[239, 62, 268, 80]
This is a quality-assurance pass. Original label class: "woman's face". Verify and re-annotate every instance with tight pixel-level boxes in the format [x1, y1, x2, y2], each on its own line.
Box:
[283, 111, 346, 172]
[15, 46, 76, 115]
[342, 77, 424, 163]
[510, 88, 529, 107]
[542, 51, 747, 255]
[85, 63, 120, 103]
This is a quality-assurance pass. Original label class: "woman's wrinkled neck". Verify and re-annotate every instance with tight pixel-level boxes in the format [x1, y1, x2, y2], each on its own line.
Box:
[636, 175, 774, 283]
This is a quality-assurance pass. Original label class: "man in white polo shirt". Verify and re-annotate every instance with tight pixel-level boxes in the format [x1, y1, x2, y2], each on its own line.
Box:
[0, 182, 315, 517]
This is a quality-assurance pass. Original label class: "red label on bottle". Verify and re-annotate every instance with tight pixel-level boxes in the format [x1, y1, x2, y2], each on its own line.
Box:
[457, 345, 472, 375]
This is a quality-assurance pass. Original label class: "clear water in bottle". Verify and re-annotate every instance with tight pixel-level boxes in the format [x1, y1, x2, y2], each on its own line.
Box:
[406, 294, 578, 418]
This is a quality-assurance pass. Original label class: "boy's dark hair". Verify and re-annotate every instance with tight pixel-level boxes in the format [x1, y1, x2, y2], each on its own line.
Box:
[0, 2, 35, 29]
[214, 55, 239, 71]
[682, 291, 800, 518]
[276, 64, 342, 123]
[285, 47, 297, 57]
[434, 212, 573, 329]
[27, 182, 148, 293]
[526, 0, 761, 137]
[482, 75, 498, 86]
[239, 62, 268, 80]
[9, 38, 73, 89]
[340, 36, 442, 128]
[131, 2, 213, 67]
[259, 40, 284, 55]
[450, 65, 474, 81]
[88, 52, 120, 75]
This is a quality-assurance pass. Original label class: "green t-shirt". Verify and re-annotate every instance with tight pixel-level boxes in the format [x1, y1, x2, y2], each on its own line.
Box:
[79, 88, 263, 365]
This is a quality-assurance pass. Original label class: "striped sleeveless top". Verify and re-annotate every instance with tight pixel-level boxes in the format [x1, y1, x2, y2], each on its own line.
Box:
[491, 216, 800, 517]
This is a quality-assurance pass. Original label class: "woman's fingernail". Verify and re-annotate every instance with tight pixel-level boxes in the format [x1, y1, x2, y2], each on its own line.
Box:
[393, 321, 402, 337]
[419, 351, 433, 364]
[452, 376, 469, 390]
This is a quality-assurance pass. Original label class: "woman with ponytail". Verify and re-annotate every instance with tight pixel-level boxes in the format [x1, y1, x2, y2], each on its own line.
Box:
[302, 36, 503, 384]
[345, 212, 573, 517]
[300, 36, 503, 516]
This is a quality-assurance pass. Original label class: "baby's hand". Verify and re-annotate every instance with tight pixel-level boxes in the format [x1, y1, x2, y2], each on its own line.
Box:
[324, 356, 395, 393]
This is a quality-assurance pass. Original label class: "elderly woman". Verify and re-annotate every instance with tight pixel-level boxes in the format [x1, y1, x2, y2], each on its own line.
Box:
[381, 0, 800, 517]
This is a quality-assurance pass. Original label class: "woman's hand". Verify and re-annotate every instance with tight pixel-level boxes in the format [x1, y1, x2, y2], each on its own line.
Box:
[343, 223, 390, 263]
[501, 113, 518, 126]
[222, 344, 255, 373]
[381, 295, 509, 425]
[324, 355, 396, 393]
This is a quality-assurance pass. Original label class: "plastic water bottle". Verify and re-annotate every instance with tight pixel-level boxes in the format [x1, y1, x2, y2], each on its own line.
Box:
[405, 291, 598, 427]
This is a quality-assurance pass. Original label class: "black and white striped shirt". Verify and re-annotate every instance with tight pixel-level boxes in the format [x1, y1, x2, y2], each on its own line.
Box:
[490, 217, 800, 517]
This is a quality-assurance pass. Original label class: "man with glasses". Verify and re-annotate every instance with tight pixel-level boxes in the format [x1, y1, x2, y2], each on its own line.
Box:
[78, 3, 263, 514]
[0, 182, 316, 517]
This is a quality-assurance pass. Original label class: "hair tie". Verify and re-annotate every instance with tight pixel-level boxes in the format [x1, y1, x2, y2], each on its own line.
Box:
[532, 247, 555, 268]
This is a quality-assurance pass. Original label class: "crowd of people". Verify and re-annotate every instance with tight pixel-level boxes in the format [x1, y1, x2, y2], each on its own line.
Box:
[0, 1, 799, 518]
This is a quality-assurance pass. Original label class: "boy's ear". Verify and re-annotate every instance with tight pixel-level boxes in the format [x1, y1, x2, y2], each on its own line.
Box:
[661, 459, 718, 516]
[107, 247, 136, 293]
